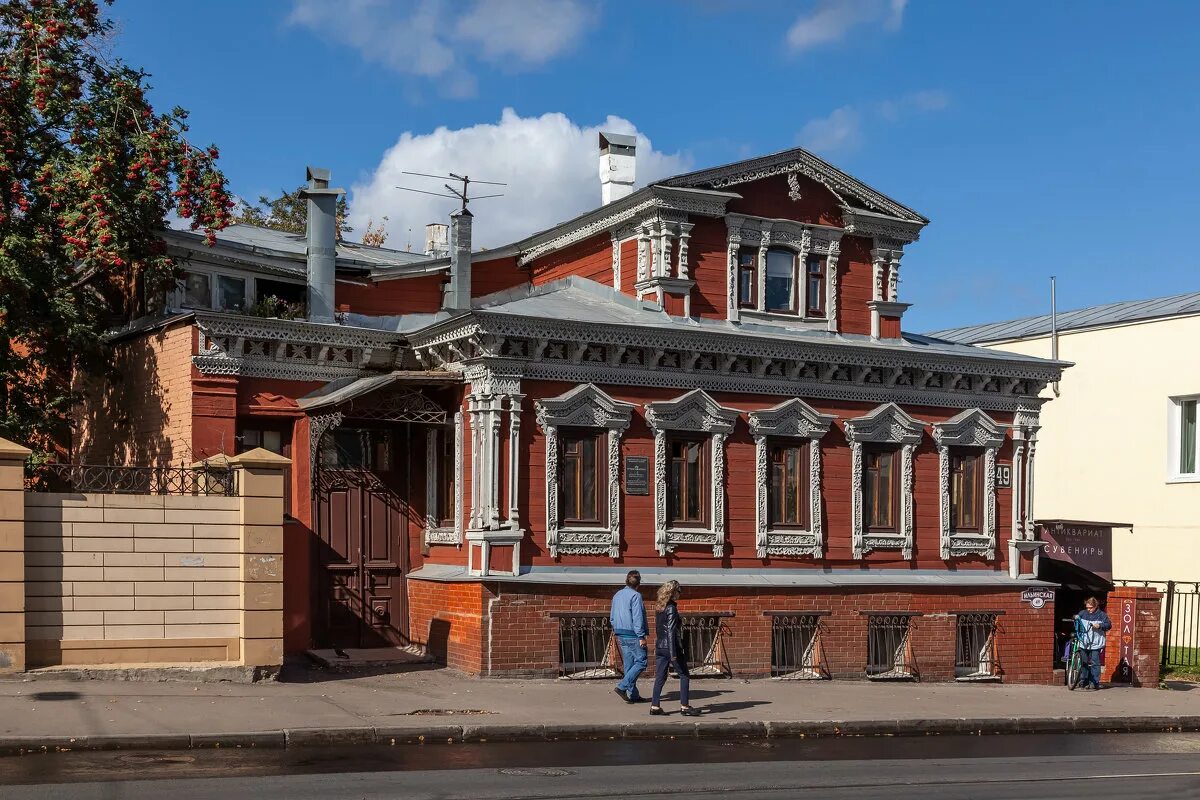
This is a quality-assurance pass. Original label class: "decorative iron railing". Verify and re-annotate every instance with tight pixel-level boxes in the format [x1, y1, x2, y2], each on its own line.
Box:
[555, 613, 619, 679]
[24, 462, 237, 496]
[679, 613, 732, 677]
[955, 612, 1000, 679]
[768, 612, 828, 679]
[866, 613, 917, 679]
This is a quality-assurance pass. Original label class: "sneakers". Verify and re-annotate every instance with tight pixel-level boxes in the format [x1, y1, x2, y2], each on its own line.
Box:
[614, 687, 629, 702]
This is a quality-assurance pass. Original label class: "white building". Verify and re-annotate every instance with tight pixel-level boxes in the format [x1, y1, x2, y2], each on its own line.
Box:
[930, 291, 1200, 583]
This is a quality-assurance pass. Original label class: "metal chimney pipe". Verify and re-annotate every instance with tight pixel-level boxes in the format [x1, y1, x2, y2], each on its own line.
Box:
[299, 166, 345, 324]
[1050, 275, 1060, 397]
[443, 209, 473, 311]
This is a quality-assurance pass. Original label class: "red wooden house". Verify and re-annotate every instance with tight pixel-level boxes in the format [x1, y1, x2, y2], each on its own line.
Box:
[78, 141, 1066, 682]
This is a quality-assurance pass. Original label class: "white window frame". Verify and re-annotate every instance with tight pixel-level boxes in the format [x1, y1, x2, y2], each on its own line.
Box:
[645, 389, 739, 558]
[844, 402, 924, 560]
[173, 267, 304, 313]
[424, 413, 464, 546]
[536, 384, 635, 558]
[1168, 394, 1200, 484]
[748, 398, 837, 559]
[932, 409, 1005, 560]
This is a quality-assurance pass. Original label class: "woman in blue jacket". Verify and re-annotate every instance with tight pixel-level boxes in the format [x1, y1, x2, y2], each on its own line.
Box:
[1075, 596, 1112, 690]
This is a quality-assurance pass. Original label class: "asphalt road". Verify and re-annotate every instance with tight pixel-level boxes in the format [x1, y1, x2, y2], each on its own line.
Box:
[2, 734, 1200, 799]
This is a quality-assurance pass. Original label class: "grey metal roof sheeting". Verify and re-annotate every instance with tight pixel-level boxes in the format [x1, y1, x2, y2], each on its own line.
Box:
[407, 563, 1054, 589]
[166, 224, 429, 274]
[928, 290, 1200, 344]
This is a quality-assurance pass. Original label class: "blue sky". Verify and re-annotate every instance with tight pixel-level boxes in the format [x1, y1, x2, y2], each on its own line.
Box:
[111, 1, 1200, 330]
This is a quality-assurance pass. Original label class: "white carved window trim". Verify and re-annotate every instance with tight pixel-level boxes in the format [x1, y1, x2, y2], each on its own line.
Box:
[748, 398, 837, 559]
[844, 402, 924, 559]
[645, 389, 740, 558]
[535, 384, 635, 559]
[932, 409, 1005, 561]
[424, 412, 464, 546]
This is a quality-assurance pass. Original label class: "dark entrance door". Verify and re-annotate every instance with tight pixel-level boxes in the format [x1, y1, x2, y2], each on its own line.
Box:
[315, 427, 410, 649]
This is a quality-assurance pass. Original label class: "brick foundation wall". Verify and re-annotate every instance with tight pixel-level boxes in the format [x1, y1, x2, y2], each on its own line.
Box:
[413, 581, 1058, 684]
[1103, 586, 1162, 687]
[407, 578, 487, 674]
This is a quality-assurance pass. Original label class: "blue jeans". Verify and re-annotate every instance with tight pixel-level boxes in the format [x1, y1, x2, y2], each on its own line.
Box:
[616, 636, 647, 698]
[651, 651, 690, 707]
[1079, 647, 1103, 688]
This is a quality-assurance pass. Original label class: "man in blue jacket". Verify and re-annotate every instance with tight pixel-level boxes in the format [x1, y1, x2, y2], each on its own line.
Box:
[1075, 596, 1113, 690]
[610, 570, 648, 703]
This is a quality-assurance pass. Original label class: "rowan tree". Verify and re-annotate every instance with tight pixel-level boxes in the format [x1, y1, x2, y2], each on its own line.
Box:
[0, 0, 233, 448]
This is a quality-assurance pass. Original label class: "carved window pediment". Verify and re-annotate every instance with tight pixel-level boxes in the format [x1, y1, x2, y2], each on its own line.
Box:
[644, 389, 739, 435]
[535, 383, 636, 432]
[844, 402, 924, 445]
[748, 398, 836, 440]
[931, 408, 1006, 450]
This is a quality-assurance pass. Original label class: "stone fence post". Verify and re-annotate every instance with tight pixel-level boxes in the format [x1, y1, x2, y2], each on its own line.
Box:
[1103, 586, 1162, 687]
[228, 448, 290, 671]
[0, 438, 30, 673]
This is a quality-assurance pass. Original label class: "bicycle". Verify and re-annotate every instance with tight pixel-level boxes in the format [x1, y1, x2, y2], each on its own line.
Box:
[1064, 617, 1088, 690]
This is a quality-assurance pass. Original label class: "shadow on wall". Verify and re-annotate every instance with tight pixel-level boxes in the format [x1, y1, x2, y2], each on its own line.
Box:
[426, 618, 451, 665]
[73, 325, 180, 465]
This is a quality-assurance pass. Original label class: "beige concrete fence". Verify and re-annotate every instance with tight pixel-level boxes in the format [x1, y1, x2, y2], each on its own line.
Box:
[0, 437, 288, 673]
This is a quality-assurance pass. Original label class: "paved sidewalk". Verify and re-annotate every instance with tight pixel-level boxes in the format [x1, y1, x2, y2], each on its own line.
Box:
[1, 665, 1199, 753]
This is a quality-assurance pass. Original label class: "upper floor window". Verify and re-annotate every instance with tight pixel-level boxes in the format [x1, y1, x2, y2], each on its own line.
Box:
[765, 249, 796, 312]
[737, 246, 827, 319]
[1171, 396, 1199, 481]
[669, 437, 709, 527]
[560, 429, 605, 526]
[863, 447, 897, 532]
[176, 269, 303, 314]
[950, 449, 981, 532]
[805, 254, 826, 317]
[769, 441, 808, 528]
[737, 249, 757, 308]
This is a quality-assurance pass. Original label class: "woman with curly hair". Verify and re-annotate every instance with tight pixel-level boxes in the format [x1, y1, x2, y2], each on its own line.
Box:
[649, 580, 700, 716]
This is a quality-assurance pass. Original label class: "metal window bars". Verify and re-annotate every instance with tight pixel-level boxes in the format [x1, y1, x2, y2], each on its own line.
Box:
[955, 612, 1000, 680]
[770, 613, 829, 680]
[24, 461, 237, 496]
[556, 614, 620, 679]
[678, 613, 732, 677]
[866, 614, 918, 680]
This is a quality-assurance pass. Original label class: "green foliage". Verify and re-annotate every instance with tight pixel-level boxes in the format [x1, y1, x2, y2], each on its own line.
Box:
[231, 186, 351, 237]
[0, 0, 233, 449]
[245, 294, 305, 320]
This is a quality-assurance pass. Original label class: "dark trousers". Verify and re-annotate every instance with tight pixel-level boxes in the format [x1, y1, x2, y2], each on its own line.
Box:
[651, 651, 690, 706]
[1080, 647, 1103, 688]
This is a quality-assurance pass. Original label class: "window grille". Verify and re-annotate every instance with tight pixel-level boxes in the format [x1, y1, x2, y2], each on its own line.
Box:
[556, 614, 619, 679]
[866, 614, 917, 679]
[679, 613, 731, 677]
[770, 613, 827, 679]
[955, 612, 1000, 680]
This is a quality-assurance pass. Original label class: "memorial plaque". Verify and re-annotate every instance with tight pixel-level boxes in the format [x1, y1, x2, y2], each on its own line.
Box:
[625, 456, 650, 495]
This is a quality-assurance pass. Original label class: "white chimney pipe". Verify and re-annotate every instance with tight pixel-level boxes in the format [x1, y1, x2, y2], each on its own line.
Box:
[599, 131, 636, 205]
[443, 209, 473, 312]
[425, 222, 449, 258]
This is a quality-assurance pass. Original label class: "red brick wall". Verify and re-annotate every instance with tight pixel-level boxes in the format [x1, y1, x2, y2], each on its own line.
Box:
[1103, 587, 1162, 687]
[517, 378, 1016, 571]
[530, 233, 612, 287]
[407, 578, 488, 673]
[416, 581, 1056, 683]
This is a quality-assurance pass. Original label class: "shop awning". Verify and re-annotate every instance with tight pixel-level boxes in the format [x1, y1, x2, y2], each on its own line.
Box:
[1035, 519, 1133, 588]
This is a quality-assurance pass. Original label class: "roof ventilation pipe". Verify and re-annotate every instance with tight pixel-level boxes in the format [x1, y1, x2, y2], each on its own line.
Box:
[300, 166, 344, 324]
[443, 209, 473, 312]
[425, 222, 449, 258]
[599, 131, 636, 205]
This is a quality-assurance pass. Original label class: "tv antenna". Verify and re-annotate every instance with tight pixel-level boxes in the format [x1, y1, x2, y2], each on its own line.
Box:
[396, 171, 506, 212]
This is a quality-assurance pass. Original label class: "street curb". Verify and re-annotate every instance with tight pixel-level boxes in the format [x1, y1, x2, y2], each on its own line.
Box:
[3, 716, 1200, 755]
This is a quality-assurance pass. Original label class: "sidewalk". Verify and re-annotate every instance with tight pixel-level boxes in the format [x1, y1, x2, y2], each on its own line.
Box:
[2, 665, 1199, 754]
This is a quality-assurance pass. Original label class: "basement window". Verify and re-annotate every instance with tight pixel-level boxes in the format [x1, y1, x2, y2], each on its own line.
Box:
[866, 614, 917, 680]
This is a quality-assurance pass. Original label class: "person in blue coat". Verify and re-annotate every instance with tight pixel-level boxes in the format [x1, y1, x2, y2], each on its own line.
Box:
[1075, 596, 1113, 690]
[609, 570, 648, 703]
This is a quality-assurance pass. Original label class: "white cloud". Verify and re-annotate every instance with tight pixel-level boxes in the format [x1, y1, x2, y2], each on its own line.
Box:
[786, 0, 908, 52]
[798, 90, 950, 155]
[288, 0, 592, 95]
[348, 109, 691, 250]
[797, 106, 863, 154]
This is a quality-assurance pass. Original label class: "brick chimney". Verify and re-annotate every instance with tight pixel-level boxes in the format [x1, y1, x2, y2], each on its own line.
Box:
[299, 166, 344, 324]
[599, 131, 636, 205]
[443, 209, 473, 312]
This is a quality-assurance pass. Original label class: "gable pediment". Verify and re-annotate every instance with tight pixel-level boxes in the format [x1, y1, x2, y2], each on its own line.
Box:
[535, 383, 635, 431]
[748, 398, 836, 440]
[645, 389, 739, 434]
[931, 408, 1005, 449]
[844, 402, 924, 445]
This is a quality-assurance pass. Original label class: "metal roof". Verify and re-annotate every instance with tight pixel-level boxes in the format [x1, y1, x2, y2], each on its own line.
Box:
[408, 564, 1054, 589]
[165, 224, 430, 274]
[928, 290, 1200, 344]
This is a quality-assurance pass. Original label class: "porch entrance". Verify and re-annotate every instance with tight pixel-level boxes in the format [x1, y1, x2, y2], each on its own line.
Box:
[307, 381, 458, 651]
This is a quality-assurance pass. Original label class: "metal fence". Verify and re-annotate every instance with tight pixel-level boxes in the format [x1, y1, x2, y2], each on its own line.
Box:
[769, 613, 828, 680]
[555, 614, 619, 679]
[866, 614, 917, 679]
[24, 461, 237, 496]
[1118, 580, 1200, 668]
[955, 612, 1000, 679]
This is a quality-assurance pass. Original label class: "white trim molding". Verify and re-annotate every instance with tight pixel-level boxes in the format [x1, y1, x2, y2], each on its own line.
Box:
[844, 402, 924, 559]
[931, 409, 1005, 561]
[644, 389, 740, 557]
[423, 411, 465, 546]
[535, 384, 636, 559]
[748, 398, 837, 559]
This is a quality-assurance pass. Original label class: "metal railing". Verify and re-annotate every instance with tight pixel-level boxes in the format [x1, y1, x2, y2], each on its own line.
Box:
[24, 461, 237, 496]
[769, 613, 828, 680]
[955, 612, 1000, 680]
[555, 614, 619, 679]
[1118, 580, 1200, 669]
[867, 614, 917, 679]
[679, 613, 732, 677]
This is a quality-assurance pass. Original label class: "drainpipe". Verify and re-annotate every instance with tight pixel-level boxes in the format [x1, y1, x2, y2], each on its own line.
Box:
[1050, 276, 1060, 397]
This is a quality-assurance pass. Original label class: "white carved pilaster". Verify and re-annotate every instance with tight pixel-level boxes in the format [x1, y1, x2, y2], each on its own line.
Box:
[888, 252, 901, 302]
[606, 429, 622, 558]
[677, 222, 693, 280]
[453, 411, 464, 543]
[1011, 437, 1025, 542]
[984, 445, 997, 558]
[507, 394, 524, 528]
[611, 232, 621, 291]
[1024, 436, 1037, 539]
[826, 239, 840, 332]
[850, 440, 864, 559]
[754, 435, 769, 558]
[660, 222, 673, 279]
[870, 248, 888, 302]
[544, 423, 560, 557]
[900, 443, 914, 560]
[712, 431, 727, 558]
[937, 444, 950, 560]
[636, 225, 650, 282]
[757, 230, 771, 312]
[653, 429, 668, 556]
[726, 228, 742, 323]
